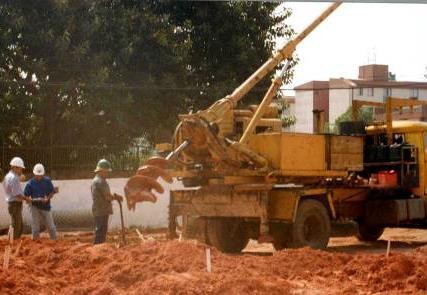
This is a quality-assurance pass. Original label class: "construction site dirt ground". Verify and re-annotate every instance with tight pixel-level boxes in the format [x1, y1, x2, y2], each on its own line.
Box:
[2, 228, 427, 294]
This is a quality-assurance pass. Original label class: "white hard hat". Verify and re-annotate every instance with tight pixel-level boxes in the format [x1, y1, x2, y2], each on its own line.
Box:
[10, 157, 25, 169]
[33, 163, 45, 176]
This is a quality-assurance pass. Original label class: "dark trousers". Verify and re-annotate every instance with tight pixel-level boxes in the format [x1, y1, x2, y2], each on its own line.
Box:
[94, 215, 109, 244]
[8, 201, 23, 239]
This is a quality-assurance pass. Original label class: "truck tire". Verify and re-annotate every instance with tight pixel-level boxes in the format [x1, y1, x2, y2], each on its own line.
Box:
[270, 223, 292, 250]
[356, 223, 384, 242]
[206, 218, 249, 253]
[183, 217, 208, 243]
[288, 200, 331, 249]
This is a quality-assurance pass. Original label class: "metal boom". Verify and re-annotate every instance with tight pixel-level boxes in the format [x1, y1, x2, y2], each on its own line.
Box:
[227, 1, 342, 105]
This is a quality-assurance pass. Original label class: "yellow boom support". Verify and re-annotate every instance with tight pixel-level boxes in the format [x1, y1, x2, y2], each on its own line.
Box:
[227, 1, 342, 105]
[200, 1, 342, 125]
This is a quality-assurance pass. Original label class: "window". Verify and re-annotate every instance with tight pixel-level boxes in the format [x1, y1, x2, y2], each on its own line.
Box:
[358, 87, 374, 97]
[411, 88, 419, 98]
[392, 133, 405, 145]
[383, 88, 392, 98]
[365, 88, 374, 96]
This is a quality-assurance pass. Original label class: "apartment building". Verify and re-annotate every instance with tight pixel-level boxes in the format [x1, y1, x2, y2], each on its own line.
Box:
[294, 64, 427, 133]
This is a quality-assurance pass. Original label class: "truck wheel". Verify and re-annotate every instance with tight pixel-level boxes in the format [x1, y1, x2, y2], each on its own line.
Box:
[206, 218, 249, 253]
[183, 217, 208, 243]
[356, 223, 384, 242]
[270, 223, 291, 250]
[289, 200, 331, 249]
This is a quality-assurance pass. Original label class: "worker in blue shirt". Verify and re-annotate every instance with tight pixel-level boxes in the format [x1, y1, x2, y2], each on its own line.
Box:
[24, 163, 57, 240]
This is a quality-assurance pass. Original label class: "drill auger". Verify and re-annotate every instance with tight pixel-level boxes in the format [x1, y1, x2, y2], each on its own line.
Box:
[124, 141, 190, 211]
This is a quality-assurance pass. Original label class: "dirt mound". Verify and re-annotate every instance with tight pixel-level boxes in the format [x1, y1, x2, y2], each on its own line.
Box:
[1, 238, 427, 294]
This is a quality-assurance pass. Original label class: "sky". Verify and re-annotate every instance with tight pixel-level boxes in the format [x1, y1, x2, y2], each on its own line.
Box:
[277, 2, 427, 92]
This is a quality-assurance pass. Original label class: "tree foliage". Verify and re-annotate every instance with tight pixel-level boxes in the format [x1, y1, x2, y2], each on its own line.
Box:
[335, 106, 374, 125]
[331, 106, 374, 133]
[0, 0, 293, 148]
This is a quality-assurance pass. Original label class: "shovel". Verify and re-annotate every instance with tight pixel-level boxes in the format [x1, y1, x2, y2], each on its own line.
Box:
[116, 197, 127, 245]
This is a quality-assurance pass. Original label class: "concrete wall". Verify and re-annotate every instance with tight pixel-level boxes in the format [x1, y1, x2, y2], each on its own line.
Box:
[313, 89, 330, 123]
[353, 88, 384, 103]
[295, 90, 314, 133]
[0, 178, 179, 231]
[391, 88, 411, 99]
[329, 87, 427, 125]
[420, 89, 427, 100]
[353, 88, 427, 101]
[329, 88, 352, 125]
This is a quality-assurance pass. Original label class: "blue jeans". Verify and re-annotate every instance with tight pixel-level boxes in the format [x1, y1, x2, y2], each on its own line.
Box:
[30, 206, 57, 240]
[94, 215, 109, 244]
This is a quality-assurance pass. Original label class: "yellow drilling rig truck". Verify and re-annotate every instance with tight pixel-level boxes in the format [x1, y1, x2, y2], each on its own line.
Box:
[124, 1, 427, 253]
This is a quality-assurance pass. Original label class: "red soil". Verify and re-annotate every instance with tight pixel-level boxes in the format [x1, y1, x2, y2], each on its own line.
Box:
[1, 238, 427, 294]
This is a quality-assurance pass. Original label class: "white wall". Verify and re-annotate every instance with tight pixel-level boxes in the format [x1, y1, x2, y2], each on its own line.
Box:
[329, 88, 352, 124]
[391, 88, 410, 99]
[419, 90, 427, 100]
[354, 88, 385, 103]
[295, 90, 314, 133]
[330, 87, 427, 122]
[354, 87, 427, 101]
[0, 178, 180, 231]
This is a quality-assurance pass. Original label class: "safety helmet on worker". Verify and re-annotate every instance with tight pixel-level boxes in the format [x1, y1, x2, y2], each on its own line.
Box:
[33, 163, 45, 176]
[94, 159, 112, 173]
[10, 157, 25, 169]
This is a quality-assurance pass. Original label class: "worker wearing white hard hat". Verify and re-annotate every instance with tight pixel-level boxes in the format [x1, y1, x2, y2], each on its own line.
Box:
[2, 157, 31, 239]
[24, 163, 58, 240]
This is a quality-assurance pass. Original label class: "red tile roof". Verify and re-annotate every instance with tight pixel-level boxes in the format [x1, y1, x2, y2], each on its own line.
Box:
[294, 78, 427, 90]
[294, 80, 329, 90]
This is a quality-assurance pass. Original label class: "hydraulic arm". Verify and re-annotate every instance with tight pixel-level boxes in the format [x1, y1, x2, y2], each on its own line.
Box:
[124, 1, 343, 210]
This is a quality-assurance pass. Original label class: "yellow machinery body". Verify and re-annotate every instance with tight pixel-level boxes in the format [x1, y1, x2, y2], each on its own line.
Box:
[128, 2, 427, 252]
[247, 132, 363, 177]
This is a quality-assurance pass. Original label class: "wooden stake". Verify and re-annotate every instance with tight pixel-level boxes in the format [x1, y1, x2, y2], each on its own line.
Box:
[135, 228, 145, 241]
[8, 225, 14, 245]
[14, 240, 22, 257]
[206, 248, 212, 273]
[386, 240, 391, 258]
[3, 246, 11, 270]
[3, 226, 14, 270]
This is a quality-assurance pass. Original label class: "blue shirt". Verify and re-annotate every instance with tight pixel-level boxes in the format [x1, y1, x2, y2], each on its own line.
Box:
[3, 171, 24, 202]
[24, 176, 55, 211]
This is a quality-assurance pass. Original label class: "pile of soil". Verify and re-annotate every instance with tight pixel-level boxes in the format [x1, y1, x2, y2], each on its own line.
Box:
[1, 238, 427, 294]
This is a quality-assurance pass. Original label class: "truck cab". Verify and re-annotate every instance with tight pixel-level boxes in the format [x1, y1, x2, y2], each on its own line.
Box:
[366, 120, 427, 198]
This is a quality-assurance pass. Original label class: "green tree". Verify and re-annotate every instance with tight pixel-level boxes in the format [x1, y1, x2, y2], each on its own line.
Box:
[1, 0, 188, 146]
[331, 106, 374, 133]
[0, 0, 293, 148]
[335, 106, 374, 124]
[156, 1, 293, 109]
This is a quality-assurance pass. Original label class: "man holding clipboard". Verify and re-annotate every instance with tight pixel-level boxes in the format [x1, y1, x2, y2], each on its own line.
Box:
[24, 163, 58, 240]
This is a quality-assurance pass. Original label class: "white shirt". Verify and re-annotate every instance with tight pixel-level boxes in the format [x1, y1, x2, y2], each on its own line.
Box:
[3, 171, 24, 202]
